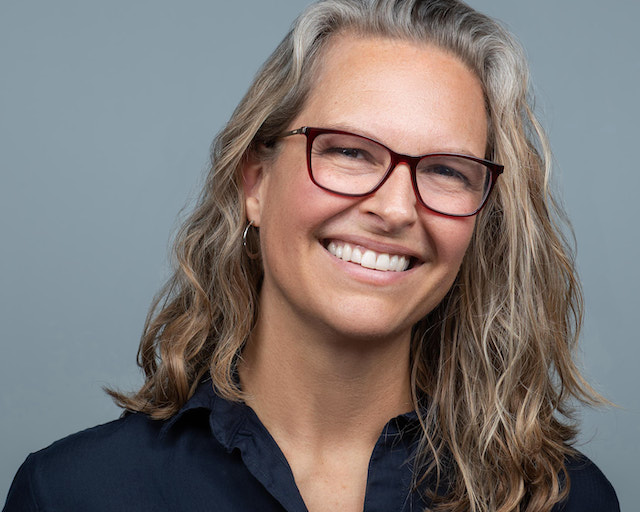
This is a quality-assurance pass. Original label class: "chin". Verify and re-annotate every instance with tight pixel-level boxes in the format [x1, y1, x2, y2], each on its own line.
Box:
[317, 308, 418, 346]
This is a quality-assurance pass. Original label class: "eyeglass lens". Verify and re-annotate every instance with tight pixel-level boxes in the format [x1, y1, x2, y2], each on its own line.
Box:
[310, 132, 492, 216]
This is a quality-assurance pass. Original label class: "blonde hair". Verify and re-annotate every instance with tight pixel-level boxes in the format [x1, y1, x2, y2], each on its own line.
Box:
[108, 1, 603, 510]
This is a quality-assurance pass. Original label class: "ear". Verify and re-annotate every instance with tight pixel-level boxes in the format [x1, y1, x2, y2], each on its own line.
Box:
[241, 153, 266, 227]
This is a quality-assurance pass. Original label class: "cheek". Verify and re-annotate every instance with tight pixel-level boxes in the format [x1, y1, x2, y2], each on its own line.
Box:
[417, 217, 475, 315]
[261, 174, 320, 236]
[427, 215, 476, 267]
[261, 158, 351, 239]
[258, 163, 335, 273]
[262, 148, 321, 215]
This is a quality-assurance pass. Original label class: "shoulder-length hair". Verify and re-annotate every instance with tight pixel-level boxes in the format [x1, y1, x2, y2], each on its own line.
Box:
[109, 1, 603, 510]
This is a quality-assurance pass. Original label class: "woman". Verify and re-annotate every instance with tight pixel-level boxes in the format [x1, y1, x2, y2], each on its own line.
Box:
[4, 0, 619, 511]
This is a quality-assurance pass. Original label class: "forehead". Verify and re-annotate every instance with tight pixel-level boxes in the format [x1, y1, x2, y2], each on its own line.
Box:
[297, 34, 488, 156]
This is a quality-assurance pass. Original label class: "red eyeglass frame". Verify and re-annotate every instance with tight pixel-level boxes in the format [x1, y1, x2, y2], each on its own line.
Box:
[277, 126, 504, 218]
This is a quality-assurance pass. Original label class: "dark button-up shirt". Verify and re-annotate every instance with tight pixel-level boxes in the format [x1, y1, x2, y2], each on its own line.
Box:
[3, 380, 619, 511]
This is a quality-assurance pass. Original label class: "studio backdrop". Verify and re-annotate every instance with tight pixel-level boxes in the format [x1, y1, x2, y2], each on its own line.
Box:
[1, 1, 637, 509]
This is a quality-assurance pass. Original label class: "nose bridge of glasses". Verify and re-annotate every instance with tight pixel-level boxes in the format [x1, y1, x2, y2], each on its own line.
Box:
[361, 157, 419, 230]
[372, 153, 419, 203]
[388, 150, 423, 172]
[378, 152, 422, 196]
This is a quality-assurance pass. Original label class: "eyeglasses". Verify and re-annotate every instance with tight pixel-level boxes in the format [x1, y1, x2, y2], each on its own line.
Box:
[276, 126, 504, 217]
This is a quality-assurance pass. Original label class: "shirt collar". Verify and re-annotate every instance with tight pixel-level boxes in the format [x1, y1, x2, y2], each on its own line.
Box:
[159, 378, 218, 438]
[158, 378, 427, 511]
[158, 377, 275, 449]
[160, 376, 423, 443]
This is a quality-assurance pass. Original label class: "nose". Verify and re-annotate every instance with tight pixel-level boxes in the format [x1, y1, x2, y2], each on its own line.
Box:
[360, 163, 418, 232]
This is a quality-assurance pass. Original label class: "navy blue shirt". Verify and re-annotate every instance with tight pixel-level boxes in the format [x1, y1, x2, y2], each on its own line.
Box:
[4, 380, 619, 511]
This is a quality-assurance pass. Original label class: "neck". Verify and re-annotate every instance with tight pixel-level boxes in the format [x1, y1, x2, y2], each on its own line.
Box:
[238, 301, 413, 451]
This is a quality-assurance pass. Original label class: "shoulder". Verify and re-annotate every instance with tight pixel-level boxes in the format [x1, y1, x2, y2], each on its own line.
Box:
[3, 413, 165, 511]
[24, 412, 161, 473]
[554, 452, 620, 512]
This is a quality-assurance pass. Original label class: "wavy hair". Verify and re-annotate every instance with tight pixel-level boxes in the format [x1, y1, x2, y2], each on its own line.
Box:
[108, 1, 604, 510]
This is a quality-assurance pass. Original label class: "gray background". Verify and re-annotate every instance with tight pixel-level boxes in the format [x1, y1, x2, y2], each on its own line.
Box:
[1, 0, 637, 509]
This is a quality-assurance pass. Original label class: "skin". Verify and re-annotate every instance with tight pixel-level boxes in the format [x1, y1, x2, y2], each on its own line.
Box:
[240, 34, 488, 512]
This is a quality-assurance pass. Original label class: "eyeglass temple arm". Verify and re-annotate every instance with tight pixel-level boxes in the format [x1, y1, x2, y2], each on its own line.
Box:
[280, 127, 307, 138]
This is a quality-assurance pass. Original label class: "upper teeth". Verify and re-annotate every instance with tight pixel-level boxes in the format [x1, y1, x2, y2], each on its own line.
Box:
[327, 241, 410, 272]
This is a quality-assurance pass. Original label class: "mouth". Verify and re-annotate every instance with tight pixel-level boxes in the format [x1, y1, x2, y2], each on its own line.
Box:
[324, 240, 417, 272]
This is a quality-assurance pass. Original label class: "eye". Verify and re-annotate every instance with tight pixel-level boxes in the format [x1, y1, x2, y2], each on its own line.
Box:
[315, 144, 381, 168]
[312, 132, 389, 171]
[324, 146, 369, 160]
[423, 164, 470, 185]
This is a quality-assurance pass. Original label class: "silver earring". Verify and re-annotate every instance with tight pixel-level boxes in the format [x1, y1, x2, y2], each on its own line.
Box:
[242, 220, 260, 259]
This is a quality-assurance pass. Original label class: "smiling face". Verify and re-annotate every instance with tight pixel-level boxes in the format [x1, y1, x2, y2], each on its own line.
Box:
[243, 35, 488, 345]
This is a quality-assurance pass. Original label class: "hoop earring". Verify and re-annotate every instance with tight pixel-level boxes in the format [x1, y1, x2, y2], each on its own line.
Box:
[242, 220, 260, 260]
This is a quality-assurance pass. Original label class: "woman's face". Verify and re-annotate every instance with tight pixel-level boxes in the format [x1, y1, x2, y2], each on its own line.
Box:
[244, 35, 487, 344]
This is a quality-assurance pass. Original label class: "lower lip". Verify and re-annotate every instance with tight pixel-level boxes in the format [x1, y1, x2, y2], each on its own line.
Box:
[321, 243, 418, 285]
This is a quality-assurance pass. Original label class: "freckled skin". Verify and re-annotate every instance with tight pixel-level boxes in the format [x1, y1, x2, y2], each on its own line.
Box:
[244, 35, 487, 347]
